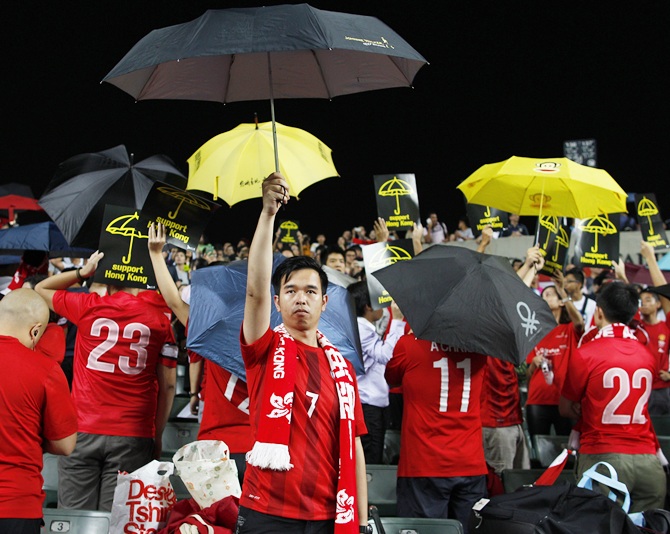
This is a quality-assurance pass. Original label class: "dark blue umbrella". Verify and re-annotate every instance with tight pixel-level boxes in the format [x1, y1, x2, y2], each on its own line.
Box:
[0, 221, 94, 258]
[186, 253, 363, 380]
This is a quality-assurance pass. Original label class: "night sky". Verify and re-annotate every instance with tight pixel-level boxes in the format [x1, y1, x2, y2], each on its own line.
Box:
[5, 1, 668, 246]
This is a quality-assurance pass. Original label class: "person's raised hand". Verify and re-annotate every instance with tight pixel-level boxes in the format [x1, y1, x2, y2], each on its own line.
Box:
[374, 217, 389, 243]
[641, 240, 656, 263]
[81, 250, 104, 278]
[148, 223, 167, 255]
[390, 300, 404, 321]
[262, 172, 289, 215]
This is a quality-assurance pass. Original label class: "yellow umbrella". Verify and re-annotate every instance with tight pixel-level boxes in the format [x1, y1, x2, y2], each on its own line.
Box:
[186, 120, 339, 206]
[456, 156, 627, 219]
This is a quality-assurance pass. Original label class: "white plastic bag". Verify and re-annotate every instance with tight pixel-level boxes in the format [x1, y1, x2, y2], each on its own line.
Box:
[172, 440, 241, 509]
[109, 460, 177, 534]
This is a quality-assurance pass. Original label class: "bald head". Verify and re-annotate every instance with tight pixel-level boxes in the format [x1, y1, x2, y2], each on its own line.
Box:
[0, 288, 50, 348]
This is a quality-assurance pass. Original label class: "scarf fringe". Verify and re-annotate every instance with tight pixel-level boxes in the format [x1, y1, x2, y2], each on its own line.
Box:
[246, 442, 293, 470]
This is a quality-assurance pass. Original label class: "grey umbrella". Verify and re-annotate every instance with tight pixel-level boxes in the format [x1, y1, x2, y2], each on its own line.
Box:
[102, 4, 427, 169]
[374, 245, 556, 364]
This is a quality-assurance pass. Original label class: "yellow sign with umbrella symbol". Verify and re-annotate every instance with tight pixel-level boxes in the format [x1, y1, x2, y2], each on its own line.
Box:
[579, 215, 618, 253]
[540, 216, 560, 250]
[378, 176, 414, 216]
[156, 186, 211, 220]
[637, 196, 659, 236]
[106, 212, 148, 264]
[634, 192, 668, 249]
[551, 226, 570, 263]
[362, 239, 415, 310]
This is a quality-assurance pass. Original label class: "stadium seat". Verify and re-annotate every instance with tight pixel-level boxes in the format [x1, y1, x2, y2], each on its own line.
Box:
[532, 435, 572, 468]
[161, 420, 200, 459]
[42, 453, 59, 508]
[651, 415, 670, 436]
[367, 464, 397, 516]
[376, 516, 464, 534]
[501, 468, 576, 493]
[41, 508, 110, 533]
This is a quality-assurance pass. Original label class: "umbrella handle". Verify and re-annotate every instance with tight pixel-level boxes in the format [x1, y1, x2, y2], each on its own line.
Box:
[534, 176, 546, 246]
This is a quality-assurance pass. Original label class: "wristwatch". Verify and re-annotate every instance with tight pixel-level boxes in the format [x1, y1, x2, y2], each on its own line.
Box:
[561, 296, 572, 303]
[360, 526, 373, 534]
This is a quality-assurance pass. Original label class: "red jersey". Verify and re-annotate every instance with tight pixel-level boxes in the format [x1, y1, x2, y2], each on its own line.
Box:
[638, 320, 670, 390]
[53, 290, 177, 438]
[526, 323, 577, 406]
[0, 336, 77, 518]
[480, 357, 523, 427]
[240, 327, 366, 520]
[562, 327, 657, 455]
[385, 335, 487, 478]
[198, 361, 252, 454]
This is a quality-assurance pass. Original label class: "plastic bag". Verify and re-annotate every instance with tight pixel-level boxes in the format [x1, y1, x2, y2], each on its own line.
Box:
[173, 440, 242, 509]
[110, 460, 177, 534]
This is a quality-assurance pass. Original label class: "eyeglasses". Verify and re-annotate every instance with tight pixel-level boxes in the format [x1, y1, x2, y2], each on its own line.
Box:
[564, 279, 579, 284]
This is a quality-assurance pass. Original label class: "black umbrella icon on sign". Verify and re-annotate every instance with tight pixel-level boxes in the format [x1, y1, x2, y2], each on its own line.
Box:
[157, 186, 211, 220]
[579, 215, 617, 253]
[378, 177, 414, 216]
[106, 212, 148, 264]
[280, 220, 299, 242]
[637, 196, 659, 236]
[540, 216, 560, 250]
[551, 226, 570, 262]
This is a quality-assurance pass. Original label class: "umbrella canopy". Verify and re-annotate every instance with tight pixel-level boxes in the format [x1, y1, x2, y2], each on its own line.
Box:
[38, 145, 186, 249]
[0, 222, 94, 258]
[187, 120, 339, 205]
[102, 4, 427, 170]
[456, 156, 627, 219]
[374, 245, 556, 364]
[186, 253, 363, 380]
[0, 183, 43, 224]
[102, 4, 426, 103]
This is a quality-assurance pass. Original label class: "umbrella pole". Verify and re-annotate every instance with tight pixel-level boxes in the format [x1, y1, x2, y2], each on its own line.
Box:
[267, 53, 279, 172]
[534, 177, 546, 246]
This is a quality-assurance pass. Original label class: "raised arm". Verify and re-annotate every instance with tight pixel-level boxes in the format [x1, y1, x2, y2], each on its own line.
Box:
[517, 245, 543, 286]
[243, 173, 289, 344]
[148, 223, 189, 327]
[476, 225, 493, 253]
[35, 250, 104, 310]
[641, 240, 670, 314]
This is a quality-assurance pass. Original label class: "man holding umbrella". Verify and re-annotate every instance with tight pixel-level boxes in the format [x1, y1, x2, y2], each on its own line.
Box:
[237, 173, 368, 534]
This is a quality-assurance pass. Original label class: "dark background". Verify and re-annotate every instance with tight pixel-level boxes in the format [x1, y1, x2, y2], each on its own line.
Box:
[5, 1, 668, 246]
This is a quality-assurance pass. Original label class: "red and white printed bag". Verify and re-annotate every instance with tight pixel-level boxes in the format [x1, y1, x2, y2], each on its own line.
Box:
[109, 460, 177, 534]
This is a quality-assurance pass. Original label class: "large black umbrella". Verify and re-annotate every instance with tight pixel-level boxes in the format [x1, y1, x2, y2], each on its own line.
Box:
[102, 4, 427, 169]
[38, 145, 186, 249]
[374, 245, 556, 364]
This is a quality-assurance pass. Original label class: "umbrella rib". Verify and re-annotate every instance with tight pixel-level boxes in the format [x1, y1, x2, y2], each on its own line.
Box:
[310, 49, 334, 100]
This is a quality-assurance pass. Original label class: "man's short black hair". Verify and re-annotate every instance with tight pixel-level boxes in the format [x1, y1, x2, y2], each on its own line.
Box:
[272, 256, 328, 296]
[564, 267, 585, 286]
[323, 247, 345, 262]
[595, 282, 639, 325]
[347, 280, 371, 317]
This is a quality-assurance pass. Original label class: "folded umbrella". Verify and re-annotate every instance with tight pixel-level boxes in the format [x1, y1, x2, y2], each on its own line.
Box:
[374, 245, 556, 364]
[186, 253, 363, 380]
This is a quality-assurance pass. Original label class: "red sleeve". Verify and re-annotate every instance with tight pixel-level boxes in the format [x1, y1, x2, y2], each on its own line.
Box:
[42, 364, 77, 441]
[385, 334, 410, 387]
[36, 323, 66, 364]
[561, 349, 587, 403]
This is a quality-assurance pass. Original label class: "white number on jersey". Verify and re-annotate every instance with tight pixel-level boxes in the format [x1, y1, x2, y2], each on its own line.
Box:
[87, 318, 151, 375]
[602, 367, 652, 425]
[433, 357, 472, 413]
